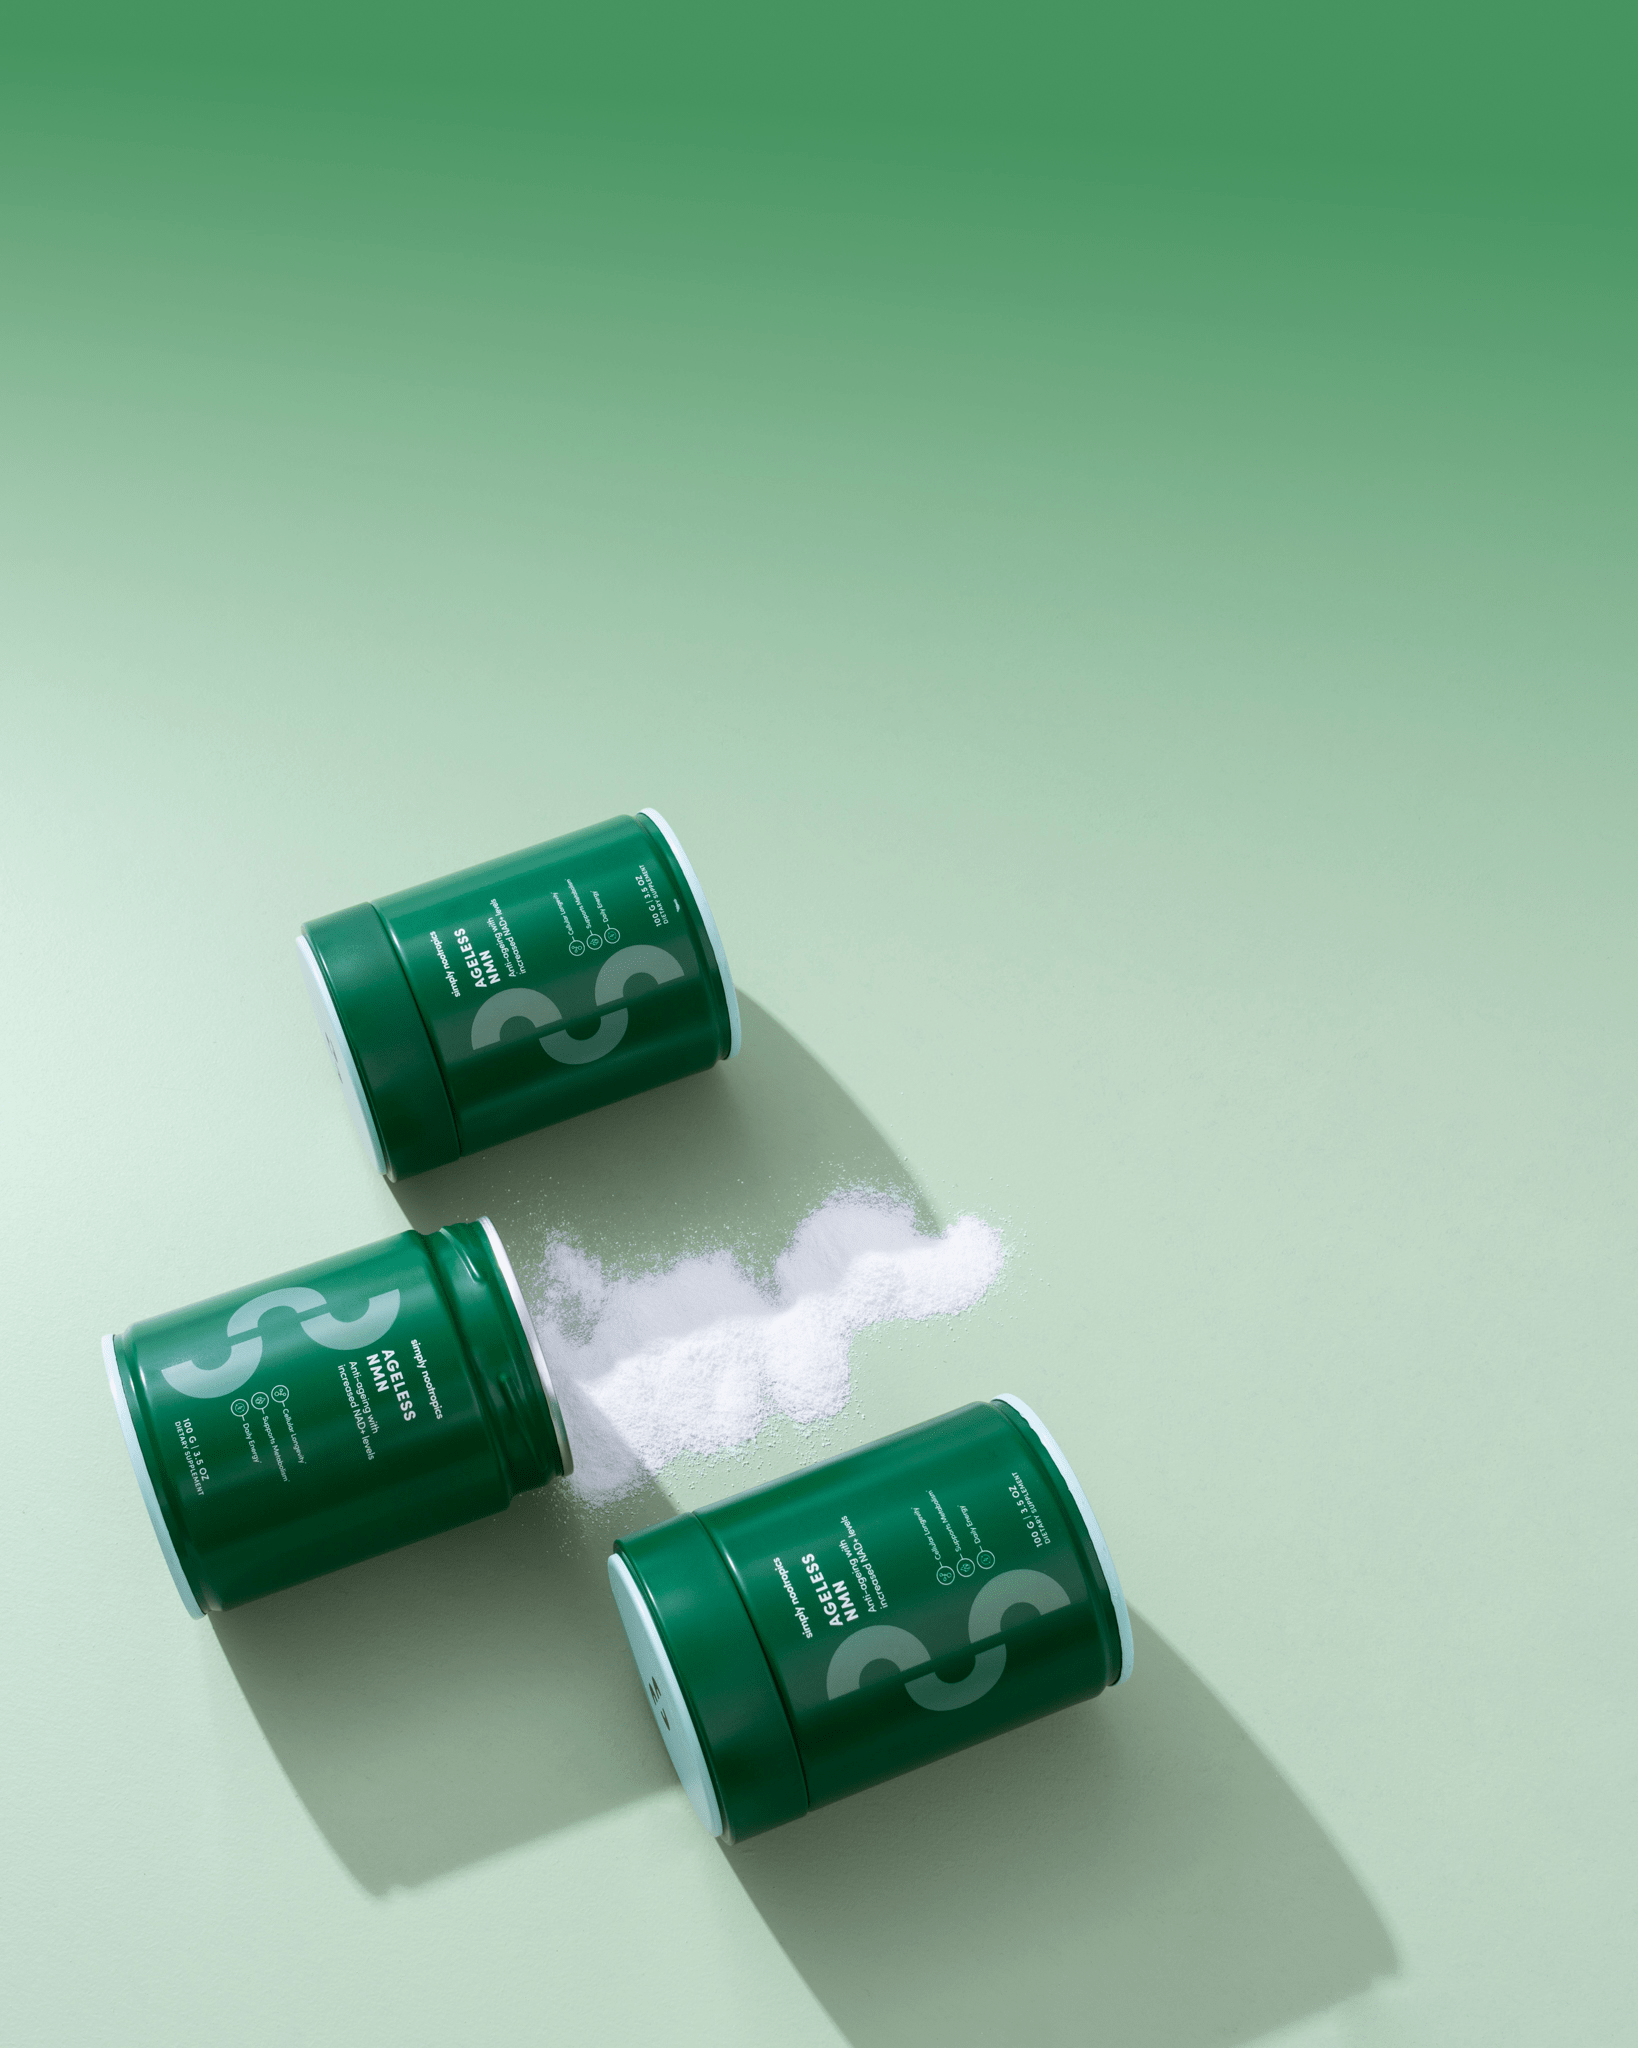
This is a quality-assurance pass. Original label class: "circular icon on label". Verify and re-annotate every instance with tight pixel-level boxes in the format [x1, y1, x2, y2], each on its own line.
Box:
[936, 1564, 956, 1586]
[957, 1556, 975, 1578]
[271, 1385, 289, 1403]
[586, 933, 603, 950]
[251, 1392, 269, 1411]
[568, 940, 585, 958]
[977, 1549, 996, 1570]
[230, 1399, 249, 1417]
[604, 927, 621, 946]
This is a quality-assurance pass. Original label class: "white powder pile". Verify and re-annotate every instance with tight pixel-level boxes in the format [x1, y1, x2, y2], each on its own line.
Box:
[526, 1193, 1006, 1503]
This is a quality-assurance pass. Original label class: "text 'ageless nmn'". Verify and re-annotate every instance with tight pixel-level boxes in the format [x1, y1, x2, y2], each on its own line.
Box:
[104, 1222, 571, 1614]
[299, 811, 740, 1179]
[610, 1398, 1131, 1839]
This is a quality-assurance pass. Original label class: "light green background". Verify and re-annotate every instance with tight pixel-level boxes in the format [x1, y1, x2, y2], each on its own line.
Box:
[2, 12, 1633, 2046]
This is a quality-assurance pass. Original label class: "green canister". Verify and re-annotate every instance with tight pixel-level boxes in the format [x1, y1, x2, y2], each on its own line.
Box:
[103, 1221, 571, 1615]
[609, 1398, 1132, 1840]
[298, 811, 740, 1179]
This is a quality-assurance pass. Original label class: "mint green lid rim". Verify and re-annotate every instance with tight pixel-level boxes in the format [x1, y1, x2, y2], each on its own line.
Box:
[639, 809, 742, 1059]
[608, 1554, 725, 1837]
[614, 1515, 810, 1840]
[295, 930, 389, 1175]
[993, 1394, 1134, 1685]
[475, 1217, 573, 1477]
[102, 1335, 204, 1620]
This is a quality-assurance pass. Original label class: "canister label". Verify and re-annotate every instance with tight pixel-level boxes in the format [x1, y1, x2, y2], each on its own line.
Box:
[117, 1236, 509, 1609]
[701, 1404, 1118, 1808]
[375, 816, 726, 1155]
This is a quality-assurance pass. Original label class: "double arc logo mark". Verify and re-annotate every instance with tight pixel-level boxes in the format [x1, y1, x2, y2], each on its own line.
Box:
[159, 1286, 402, 1400]
[468, 944, 685, 1067]
[824, 1569, 1072, 1714]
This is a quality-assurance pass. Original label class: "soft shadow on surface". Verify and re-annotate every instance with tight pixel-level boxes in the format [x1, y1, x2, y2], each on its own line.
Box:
[218, 996, 932, 1892]
[729, 1616, 1396, 2048]
[213, 1479, 675, 1892]
[387, 993, 933, 1282]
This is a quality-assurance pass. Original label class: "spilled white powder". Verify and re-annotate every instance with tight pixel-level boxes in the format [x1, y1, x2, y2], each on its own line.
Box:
[527, 1193, 1005, 1503]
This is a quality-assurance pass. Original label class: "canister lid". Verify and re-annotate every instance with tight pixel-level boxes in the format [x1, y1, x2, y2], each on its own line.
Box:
[296, 931, 388, 1174]
[992, 1395, 1135, 1686]
[638, 810, 743, 1059]
[299, 906, 460, 1180]
[609, 1554, 723, 1836]
[613, 1514, 809, 1841]
[476, 1216, 574, 1478]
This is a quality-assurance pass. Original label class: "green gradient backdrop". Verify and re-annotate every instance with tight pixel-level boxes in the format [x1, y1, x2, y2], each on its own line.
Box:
[1, 12, 1633, 2048]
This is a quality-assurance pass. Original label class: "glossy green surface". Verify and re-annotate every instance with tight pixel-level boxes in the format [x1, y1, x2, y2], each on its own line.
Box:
[621, 1402, 1123, 1836]
[712, 1401, 1121, 1813]
[304, 902, 460, 1176]
[111, 1223, 564, 1609]
[307, 813, 732, 1175]
[618, 1510, 809, 1842]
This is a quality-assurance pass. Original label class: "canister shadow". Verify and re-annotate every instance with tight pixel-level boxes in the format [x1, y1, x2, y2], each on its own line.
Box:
[212, 1479, 676, 1891]
[727, 1616, 1396, 2048]
[216, 995, 933, 1892]
[387, 993, 934, 1284]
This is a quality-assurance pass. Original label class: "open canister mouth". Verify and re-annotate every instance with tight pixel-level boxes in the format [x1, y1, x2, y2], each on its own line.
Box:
[476, 1217, 574, 1479]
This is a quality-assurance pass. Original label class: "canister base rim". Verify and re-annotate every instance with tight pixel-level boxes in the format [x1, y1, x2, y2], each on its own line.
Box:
[296, 931, 390, 1176]
[476, 1217, 574, 1478]
[608, 1554, 725, 1838]
[639, 809, 743, 1060]
[993, 1394, 1134, 1685]
[102, 1336, 204, 1620]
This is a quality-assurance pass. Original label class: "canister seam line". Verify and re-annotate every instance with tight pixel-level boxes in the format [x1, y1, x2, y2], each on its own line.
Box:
[371, 903, 469, 1158]
[696, 1515, 815, 1809]
[417, 1235, 515, 1483]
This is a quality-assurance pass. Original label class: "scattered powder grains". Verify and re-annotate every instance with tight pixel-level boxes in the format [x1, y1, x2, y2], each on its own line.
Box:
[526, 1193, 1006, 1502]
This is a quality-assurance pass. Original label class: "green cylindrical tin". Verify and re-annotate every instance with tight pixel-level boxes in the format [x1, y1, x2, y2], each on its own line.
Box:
[609, 1398, 1132, 1841]
[103, 1220, 571, 1615]
[298, 811, 740, 1180]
